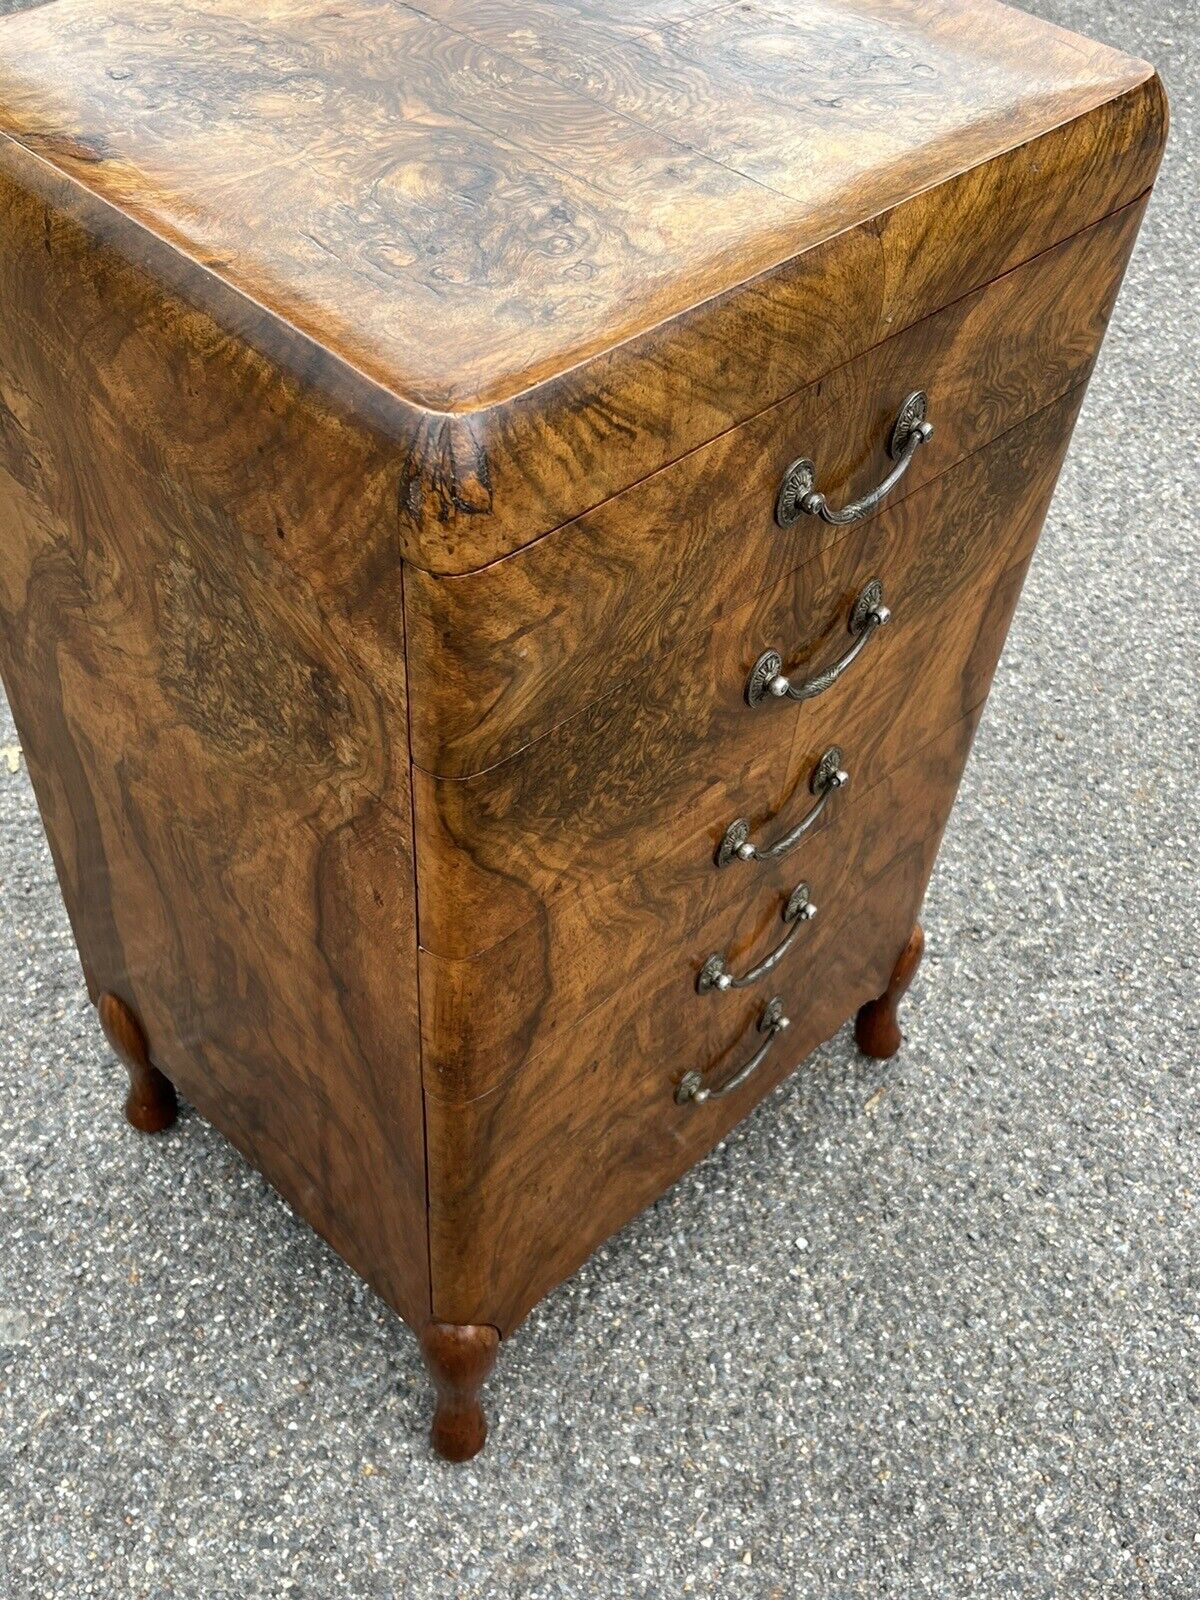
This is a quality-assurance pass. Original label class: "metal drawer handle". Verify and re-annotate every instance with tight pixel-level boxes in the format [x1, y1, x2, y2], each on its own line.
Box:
[717, 747, 849, 868]
[746, 579, 890, 708]
[698, 884, 817, 994]
[676, 997, 790, 1104]
[775, 390, 933, 528]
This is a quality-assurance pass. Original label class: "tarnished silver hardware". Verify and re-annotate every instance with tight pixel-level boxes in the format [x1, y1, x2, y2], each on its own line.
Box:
[717, 748, 849, 868]
[698, 884, 817, 994]
[775, 391, 933, 528]
[675, 997, 790, 1105]
[746, 580, 890, 708]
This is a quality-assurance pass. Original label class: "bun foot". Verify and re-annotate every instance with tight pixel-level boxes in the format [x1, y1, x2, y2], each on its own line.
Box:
[855, 923, 925, 1060]
[97, 992, 178, 1133]
[421, 1322, 499, 1462]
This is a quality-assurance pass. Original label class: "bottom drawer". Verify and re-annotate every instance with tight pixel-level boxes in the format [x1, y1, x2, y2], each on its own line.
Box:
[427, 708, 982, 1331]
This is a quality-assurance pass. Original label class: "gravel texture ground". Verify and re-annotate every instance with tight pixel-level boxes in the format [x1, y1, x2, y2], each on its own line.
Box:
[1, 1, 1197, 1595]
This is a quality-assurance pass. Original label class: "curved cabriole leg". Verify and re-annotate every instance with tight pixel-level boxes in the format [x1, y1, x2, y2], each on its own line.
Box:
[420, 1322, 500, 1462]
[97, 991, 178, 1133]
[855, 923, 925, 1060]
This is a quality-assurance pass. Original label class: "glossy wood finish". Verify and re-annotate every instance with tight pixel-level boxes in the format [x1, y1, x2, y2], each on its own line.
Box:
[405, 199, 1146, 777]
[417, 387, 1086, 1095]
[421, 1322, 501, 1463]
[856, 924, 926, 1061]
[98, 991, 179, 1133]
[427, 714, 979, 1332]
[0, 0, 1166, 1454]
[0, 0, 1165, 568]
[0, 156, 430, 1331]
[413, 383, 1089, 963]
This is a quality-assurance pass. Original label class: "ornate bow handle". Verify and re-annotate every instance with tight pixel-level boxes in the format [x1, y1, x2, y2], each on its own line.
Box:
[675, 997, 790, 1105]
[775, 391, 933, 528]
[698, 883, 817, 994]
[717, 747, 849, 868]
[746, 580, 890, 708]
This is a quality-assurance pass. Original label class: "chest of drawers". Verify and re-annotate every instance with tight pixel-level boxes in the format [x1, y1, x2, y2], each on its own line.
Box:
[0, 0, 1165, 1459]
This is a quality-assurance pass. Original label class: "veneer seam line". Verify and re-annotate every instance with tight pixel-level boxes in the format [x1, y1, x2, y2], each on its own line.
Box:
[391, 0, 862, 219]
[398, 556, 438, 1322]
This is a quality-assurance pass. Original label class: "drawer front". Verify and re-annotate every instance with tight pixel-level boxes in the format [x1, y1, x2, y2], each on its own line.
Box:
[426, 711, 978, 1332]
[387, 11, 1160, 569]
[405, 198, 1144, 776]
[414, 386, 1083, 960]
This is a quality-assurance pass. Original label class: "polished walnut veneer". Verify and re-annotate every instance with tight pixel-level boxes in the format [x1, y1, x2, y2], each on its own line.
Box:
[0, 0, 1165, 1459]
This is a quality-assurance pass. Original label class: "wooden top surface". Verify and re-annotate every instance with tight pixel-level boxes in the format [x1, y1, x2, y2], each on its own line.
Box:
[0, 0, 1154, 413]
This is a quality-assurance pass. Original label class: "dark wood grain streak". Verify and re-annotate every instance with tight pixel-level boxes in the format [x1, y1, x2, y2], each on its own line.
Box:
[0, 0, 1166, 569]
[408, 71, 1162, 570]
[405, 198, 1146, 776]
[427, 712, 981, 1332]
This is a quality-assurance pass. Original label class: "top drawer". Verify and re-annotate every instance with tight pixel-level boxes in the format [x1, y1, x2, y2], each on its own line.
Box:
[0, 2, 1163, 569]
[405, 200, 1146, 777]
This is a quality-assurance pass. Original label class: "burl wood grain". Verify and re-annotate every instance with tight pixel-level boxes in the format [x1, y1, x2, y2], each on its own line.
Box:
[417, 388, 1087, 1097]
[0, 0, 1168, 1441]
[405, 199, 1146, 776]
[0, 159, 430, 1329]
[427, 712, 981, 1332]
[413, 384, 1086, 964]
[0, 0, 1166, 567]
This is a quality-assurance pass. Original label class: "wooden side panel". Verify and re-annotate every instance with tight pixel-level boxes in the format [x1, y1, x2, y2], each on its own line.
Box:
[405, 198, 1146, 776]
[413, 387, 1084, 960]
[427, 711, 982, 1332]
[0, 164, 430, 1327]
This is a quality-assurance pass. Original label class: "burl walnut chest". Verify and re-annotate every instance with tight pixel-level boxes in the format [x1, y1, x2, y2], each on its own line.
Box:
[0, 0, 1165, 1458]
